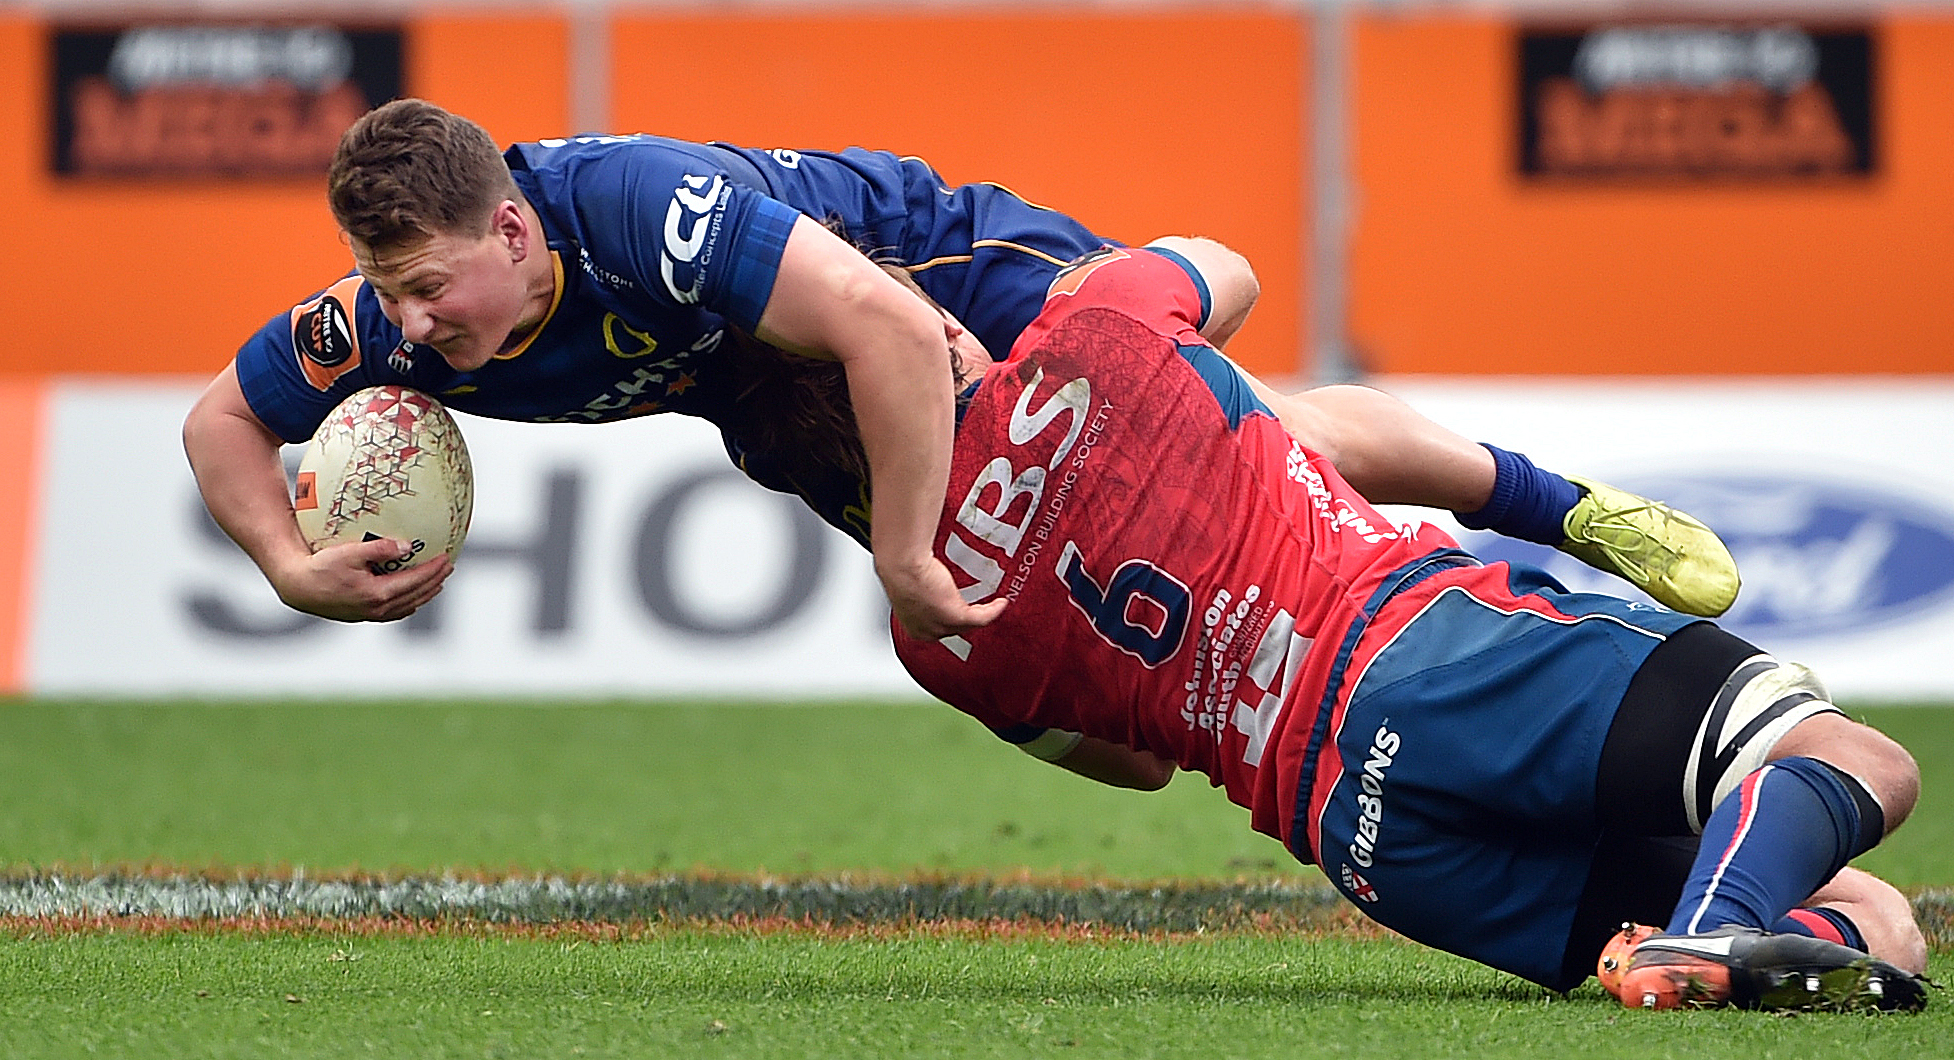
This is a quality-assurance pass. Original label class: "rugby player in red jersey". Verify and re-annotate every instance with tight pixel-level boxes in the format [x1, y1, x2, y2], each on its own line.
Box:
[743, 238, 1927, 1011]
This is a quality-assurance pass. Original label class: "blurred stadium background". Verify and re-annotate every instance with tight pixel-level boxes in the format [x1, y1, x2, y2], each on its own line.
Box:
[0, 0, 1949, 702]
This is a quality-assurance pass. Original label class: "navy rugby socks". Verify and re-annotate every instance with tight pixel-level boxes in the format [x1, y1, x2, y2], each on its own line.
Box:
[1666, 756, 1884, 938]
[1454, 444, 1582, 547]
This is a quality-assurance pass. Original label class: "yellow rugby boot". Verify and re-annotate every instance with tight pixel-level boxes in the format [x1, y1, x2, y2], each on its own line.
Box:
[1559, 476, 1740, 617]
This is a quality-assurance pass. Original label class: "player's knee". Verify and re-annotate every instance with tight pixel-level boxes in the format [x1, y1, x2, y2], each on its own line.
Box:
[1774, 712, 1920, 833]
[1859, 727, 1920, 830]
[1270, 391, 1339, 463]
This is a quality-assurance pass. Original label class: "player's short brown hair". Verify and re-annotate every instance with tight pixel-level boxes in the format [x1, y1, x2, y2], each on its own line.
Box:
[724, 261, 959, 494]
[328, 98, 521, 249]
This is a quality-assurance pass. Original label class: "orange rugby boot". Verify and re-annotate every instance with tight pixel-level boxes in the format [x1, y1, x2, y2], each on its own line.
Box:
[1609, 925, 1928, 1013]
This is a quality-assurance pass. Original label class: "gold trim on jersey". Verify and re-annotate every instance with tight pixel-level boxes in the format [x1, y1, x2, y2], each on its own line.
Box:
[972, 181, 1063, 213]
[493, 251, 566, 361]
[906, 239, 1072, 274]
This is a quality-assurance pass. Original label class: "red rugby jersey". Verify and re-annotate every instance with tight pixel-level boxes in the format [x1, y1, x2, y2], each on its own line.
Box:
[892, 248, 1459, 851]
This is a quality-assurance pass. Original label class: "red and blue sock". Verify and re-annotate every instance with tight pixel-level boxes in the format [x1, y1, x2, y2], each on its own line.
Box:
[1775, 906, 1867, 950]
[1668, 755, 1884, 937]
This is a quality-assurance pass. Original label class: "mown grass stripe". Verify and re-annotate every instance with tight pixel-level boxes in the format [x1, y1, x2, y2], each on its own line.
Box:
[2, 873, 1951, 949]
[0, 873, 1351, 933]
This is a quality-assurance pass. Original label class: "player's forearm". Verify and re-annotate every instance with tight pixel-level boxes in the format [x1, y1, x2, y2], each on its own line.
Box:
[755, 215, 982, 635]
[846, 343, 955, 586]
[182, 372, 312, 586]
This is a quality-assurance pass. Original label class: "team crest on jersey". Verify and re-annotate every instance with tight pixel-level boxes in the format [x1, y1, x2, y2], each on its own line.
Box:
[1046, 246, 1130, 300]
[291, 275, 366, 391]
[387, 341, 418, 375]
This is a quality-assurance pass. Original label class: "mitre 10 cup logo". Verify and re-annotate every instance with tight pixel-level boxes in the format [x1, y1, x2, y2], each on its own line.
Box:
[1518, 24, 1874, 179]
[291, 275, 366, 391]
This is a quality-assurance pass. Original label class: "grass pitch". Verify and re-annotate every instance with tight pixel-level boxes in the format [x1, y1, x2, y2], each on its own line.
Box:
[3, 929, 1947, 1059]
[0, 698, 1948, 1057]
[3, 698, 1947, 884]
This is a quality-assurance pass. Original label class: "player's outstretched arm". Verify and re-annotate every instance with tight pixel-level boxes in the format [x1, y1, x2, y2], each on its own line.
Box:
[755, 215, 1006, 640]
[182, 363, 450, 622]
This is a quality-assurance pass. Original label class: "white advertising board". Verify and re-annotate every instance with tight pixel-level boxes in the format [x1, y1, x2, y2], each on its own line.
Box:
[29, 380, 911, 698]
[24, 377, 1954, 700]
[1375, 377, 1954, 701]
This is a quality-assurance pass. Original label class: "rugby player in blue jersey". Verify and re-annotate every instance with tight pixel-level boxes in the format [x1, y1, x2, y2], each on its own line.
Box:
[183, 98, 1738, 631]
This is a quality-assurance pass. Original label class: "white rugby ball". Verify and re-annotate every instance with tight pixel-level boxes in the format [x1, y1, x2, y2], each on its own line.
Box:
[293, 385, 473, 573]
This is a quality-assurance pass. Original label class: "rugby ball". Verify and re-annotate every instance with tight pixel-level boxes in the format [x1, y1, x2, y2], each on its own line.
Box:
[293, 386, 473, 573]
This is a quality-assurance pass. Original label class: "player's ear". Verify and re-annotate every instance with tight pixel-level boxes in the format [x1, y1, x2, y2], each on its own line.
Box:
[492, 200, 528, 259]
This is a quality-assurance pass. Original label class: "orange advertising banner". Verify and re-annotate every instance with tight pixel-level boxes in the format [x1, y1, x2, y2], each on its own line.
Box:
[0, 8, 1306, 378]
[0, 11, 569, 377]
[607, 9, 1309, 381]
[3, 8, 1950, 379]
[0, 378, 43, 695]
[1348, 12, 1954, 375]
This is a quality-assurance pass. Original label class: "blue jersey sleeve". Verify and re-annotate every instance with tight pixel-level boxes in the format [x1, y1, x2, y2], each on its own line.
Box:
[512, 137, 802, 334]
[233, 272, 416, 443]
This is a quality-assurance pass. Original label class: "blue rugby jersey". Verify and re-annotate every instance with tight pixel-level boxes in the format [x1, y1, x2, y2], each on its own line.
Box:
[233, 134, 1111, 544]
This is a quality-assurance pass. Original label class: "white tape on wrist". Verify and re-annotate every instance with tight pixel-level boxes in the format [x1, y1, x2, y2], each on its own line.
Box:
[1019, 728, 1085, 762]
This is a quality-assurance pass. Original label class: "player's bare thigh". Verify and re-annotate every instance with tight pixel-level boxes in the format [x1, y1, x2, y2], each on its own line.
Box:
[1234, 373, 1496, 511]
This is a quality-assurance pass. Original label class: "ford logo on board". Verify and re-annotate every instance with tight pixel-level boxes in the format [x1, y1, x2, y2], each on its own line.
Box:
[1456, 473, 1954, 641]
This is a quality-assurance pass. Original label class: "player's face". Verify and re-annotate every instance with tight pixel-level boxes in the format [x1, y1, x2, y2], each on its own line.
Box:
[353, 213, 533, 373]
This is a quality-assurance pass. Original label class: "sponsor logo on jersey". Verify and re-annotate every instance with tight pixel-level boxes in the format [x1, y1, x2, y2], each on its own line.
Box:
[579, 247, 638, 293]
[939, 367, 1094, 611]
[1284, 441, 1394, 542]
[1182, 584, 1267, 740]
[1339, 862, 1380, 903]
[1460, 472, 1954, 639]
[290, 275, 366, 391]
[769, 148, 802, 169]
[1347, 722, 1400, 869]
[1285, 441, 1316, 485]
[659, 173, 727, 304]
[530, 328, 711, 424]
